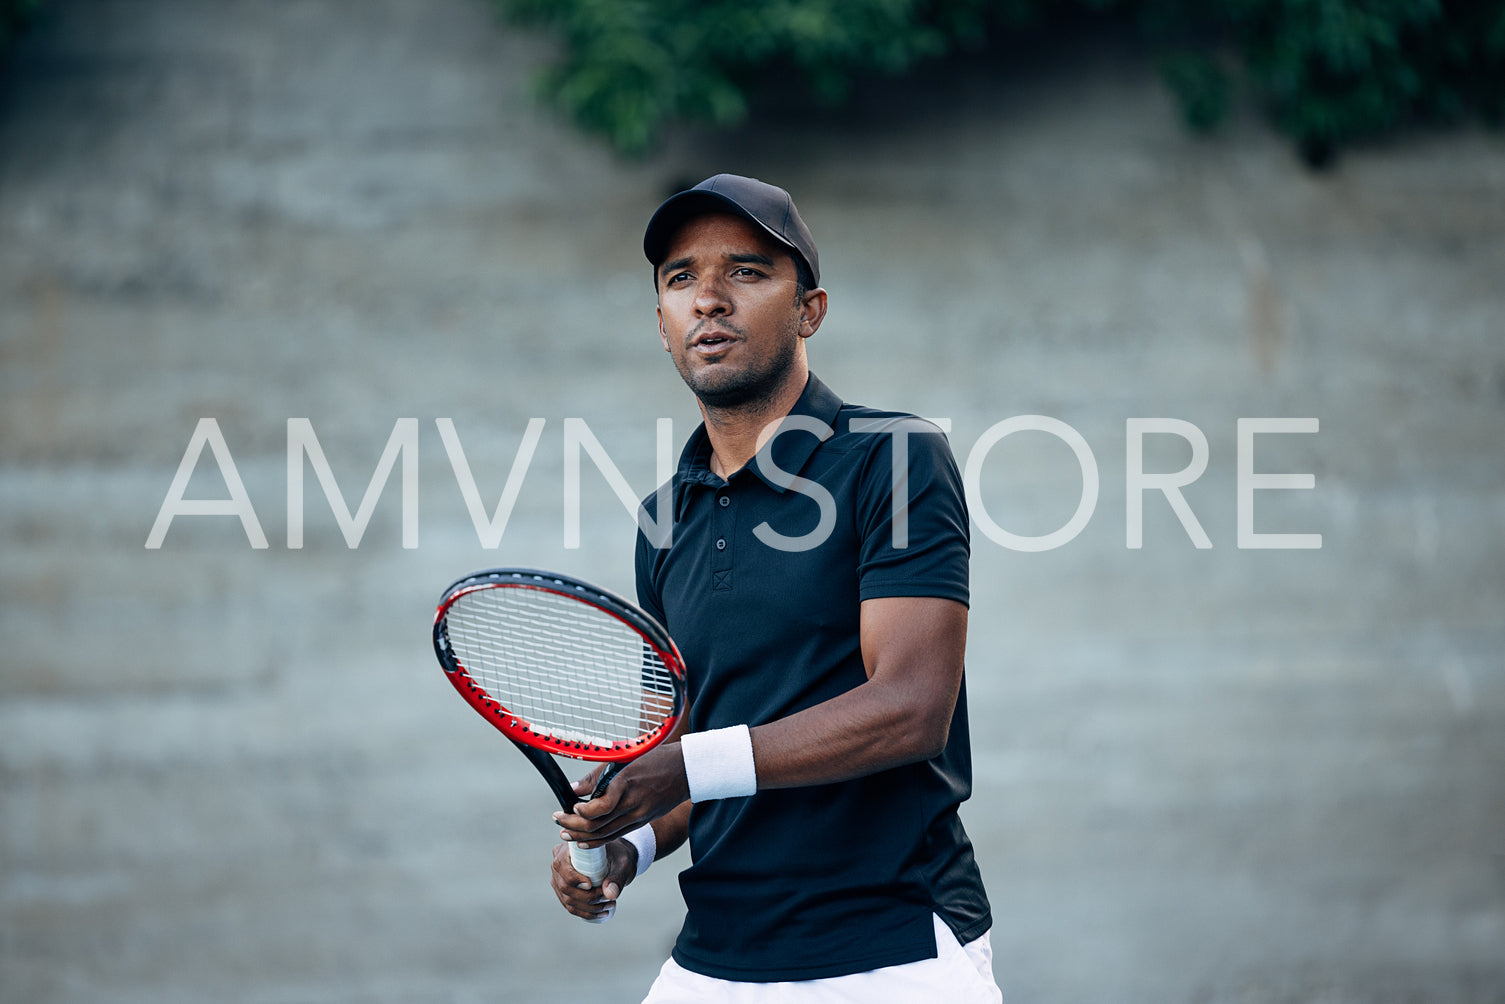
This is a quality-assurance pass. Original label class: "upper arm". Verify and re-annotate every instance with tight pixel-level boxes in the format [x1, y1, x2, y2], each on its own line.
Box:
[743, 595, 968, 789]
[850, 421, 971, 757]
[635, 514, 669, 629]
[859, 595, 968, 756]
[855, 420, 969, 606]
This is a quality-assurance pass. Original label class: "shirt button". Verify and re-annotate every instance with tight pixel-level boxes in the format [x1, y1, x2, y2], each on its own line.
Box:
[718, 495, 730, 507]
[715, 538, 727, 550]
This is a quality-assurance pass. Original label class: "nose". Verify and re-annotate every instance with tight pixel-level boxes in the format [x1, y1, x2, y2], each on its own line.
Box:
[693, 276, 731, 317]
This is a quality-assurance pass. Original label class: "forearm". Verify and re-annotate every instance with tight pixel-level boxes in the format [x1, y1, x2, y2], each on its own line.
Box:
[750, 595, 967, 789]
[645, 800, 691, 863]
[560, 598, 966, 840]
[749, 672, 957, 789]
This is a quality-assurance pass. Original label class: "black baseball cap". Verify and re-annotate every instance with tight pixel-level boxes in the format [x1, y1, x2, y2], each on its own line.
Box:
[643, 174, 820, 287]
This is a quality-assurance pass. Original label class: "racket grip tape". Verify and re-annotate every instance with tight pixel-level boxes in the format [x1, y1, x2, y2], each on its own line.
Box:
[569, 842, 614, 924]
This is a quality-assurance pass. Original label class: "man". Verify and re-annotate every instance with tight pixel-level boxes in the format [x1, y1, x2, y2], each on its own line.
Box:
[550, 174, 999, 1002]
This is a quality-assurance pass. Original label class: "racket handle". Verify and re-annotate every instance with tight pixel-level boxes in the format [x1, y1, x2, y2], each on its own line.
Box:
[569, 842, 614, 924]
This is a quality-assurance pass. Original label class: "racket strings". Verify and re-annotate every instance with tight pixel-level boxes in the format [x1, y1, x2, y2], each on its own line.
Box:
[443, 587, 675, 747]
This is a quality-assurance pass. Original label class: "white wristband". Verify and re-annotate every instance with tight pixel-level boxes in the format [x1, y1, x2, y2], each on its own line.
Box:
[622, 824, 656, 880]
[681, 724, 757, 802]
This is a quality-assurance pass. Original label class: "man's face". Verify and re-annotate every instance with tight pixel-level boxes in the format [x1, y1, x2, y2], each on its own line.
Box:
[655, 213, 817, 410]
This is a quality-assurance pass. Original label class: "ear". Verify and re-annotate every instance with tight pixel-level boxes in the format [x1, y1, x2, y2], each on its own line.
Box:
[797, 288, 828, 340]
[657, 304, 669, 352]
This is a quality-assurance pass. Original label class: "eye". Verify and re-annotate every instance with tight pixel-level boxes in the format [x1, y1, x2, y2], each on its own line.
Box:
[666, 271, 692, 286]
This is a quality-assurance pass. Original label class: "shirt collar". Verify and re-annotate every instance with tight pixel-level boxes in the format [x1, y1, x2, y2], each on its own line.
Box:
[674, 373, 845, 515]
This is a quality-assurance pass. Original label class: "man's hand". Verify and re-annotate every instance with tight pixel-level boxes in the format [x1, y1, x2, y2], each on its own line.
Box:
[552, 742, 690, 848]
[550, 837, 639, 920]
[549, 768, 644, 921]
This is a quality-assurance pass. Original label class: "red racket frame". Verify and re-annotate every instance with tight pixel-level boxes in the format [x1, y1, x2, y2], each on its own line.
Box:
[433, 568, 686, 763]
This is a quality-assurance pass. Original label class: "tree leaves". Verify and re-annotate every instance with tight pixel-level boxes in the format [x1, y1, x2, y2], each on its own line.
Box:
[498, 0, 1505, 165]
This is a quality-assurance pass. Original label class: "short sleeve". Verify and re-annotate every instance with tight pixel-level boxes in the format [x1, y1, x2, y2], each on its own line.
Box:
[852, 417, 970, 606]
[635, 493, 670, 629]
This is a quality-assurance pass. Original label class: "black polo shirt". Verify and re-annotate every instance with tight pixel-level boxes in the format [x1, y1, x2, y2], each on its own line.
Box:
[635, 373, 991, 982]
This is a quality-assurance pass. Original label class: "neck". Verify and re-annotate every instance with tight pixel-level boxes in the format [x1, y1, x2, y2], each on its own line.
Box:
[700, 362, 809, 479]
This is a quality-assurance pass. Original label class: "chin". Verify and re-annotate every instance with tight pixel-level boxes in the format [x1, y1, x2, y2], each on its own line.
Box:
[682, 366, 761, 409]
[677, 339, 800, 410]
[690, 378, 755, 409]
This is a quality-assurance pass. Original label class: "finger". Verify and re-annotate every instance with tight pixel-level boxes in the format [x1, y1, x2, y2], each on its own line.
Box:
[571, 764, 606, 796]
[555, 871, 610, 910]
[551, 852, 607, 919]
[549, 844, 585, 890]
[568, 895, 609, 920]
[574, 785, 621, 818]
[557, 819, 638, 849]
[553, 810, 596, 836]
[550, 843, 592, 889]
[553, 799, 600, 826]
[558, 826, 604, 850]
[553, 798, 624, 835]
[551, 876, 590, 916]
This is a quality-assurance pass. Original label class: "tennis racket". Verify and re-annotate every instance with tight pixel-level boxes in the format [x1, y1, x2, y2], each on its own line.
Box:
[432, 567, 686, 922]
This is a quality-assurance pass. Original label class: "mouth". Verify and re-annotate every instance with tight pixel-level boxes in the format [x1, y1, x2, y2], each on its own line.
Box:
[690, 330, 738, 356]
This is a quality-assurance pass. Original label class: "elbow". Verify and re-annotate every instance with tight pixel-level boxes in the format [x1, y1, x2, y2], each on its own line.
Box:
[892, 712, 951, 765]
[867, 675, 959, 766]
[915, 721, 951, 762]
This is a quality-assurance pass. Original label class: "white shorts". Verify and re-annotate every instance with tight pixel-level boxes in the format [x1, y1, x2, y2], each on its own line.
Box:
[641, 914, 1002, 1003]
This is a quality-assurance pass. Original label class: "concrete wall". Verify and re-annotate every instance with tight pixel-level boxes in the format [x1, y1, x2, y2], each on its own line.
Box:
[2, 1, 1501, 1001]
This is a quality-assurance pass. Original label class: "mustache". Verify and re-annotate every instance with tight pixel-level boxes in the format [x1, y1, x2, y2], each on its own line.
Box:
[686, 320, 746, 344]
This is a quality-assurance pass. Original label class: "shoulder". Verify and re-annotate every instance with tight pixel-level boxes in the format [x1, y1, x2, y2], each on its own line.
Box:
[831, 403, 958, 468]
[839, 405, 949, 437]
[638, 475, 673, 521]
[638, 422, 711, 520]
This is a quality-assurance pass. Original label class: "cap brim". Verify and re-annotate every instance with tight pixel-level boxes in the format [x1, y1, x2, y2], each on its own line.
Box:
[643, 190, 801, 271]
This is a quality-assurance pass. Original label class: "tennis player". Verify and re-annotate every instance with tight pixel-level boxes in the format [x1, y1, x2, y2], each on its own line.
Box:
[551, 174, 1000, 1002]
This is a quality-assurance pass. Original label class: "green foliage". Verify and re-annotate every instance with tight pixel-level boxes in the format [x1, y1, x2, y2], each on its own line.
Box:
[1162, 0, 1505, 165]
[2, 0, 45, 56]
[1159, 50, 1234, 132]
[502, 0, 987, 153]
[499, 0, 1505, 164]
